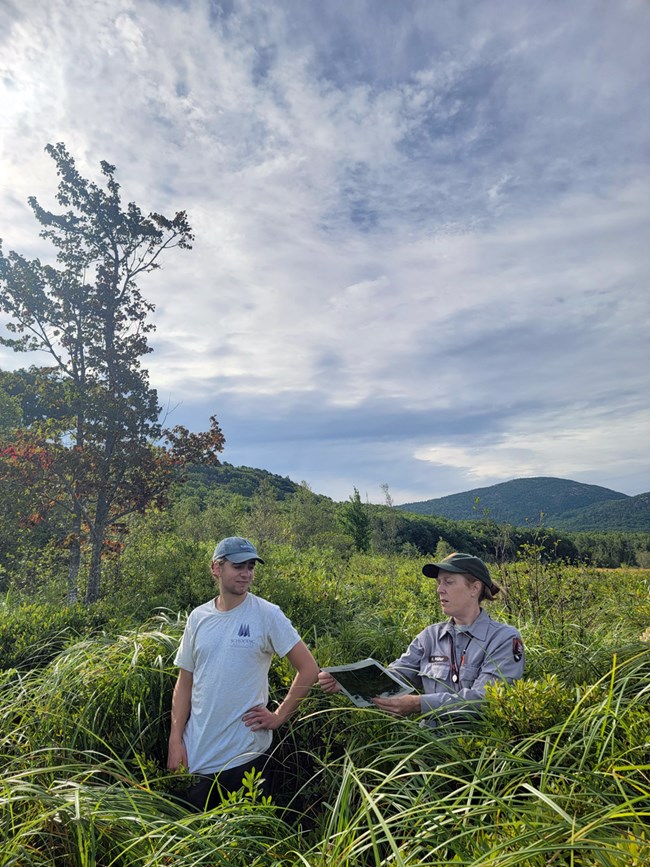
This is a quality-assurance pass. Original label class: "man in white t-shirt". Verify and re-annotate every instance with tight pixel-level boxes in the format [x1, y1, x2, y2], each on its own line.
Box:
[167, 536, 319, 809]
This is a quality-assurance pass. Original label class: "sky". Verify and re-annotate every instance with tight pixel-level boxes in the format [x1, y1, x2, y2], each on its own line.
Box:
[1, 0, 649, 505]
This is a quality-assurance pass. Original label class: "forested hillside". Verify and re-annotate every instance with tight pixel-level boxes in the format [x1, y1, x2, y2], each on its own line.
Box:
[399, 476, 635, 529]
[549, 491, 650, 532]
[185, 463, 300, 499]
[162, 467, 649, 571]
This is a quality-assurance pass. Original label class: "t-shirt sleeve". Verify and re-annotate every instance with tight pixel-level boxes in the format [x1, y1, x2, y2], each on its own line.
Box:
[263, 605, 301, 658]
[173, 614, 196, 672]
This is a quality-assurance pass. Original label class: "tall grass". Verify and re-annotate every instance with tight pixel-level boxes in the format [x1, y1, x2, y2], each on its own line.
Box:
[289, 650, 650, 864]
[0, 759, 298, 865]
[2, 557, 650, 865]
[4, 642, 647, 864]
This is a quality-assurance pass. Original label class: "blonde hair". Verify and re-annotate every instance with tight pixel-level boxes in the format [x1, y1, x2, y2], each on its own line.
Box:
[462, 574, 501, 602]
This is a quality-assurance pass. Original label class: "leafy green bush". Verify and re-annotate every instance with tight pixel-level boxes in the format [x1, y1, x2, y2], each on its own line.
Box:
[0, 599, 114, 670]
[108, 522, 214, 614]
[482, 673, 576, 736]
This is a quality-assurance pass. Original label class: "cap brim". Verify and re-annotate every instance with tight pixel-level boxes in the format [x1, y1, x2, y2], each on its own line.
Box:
[226, 554, 264, 564]
[422, 562, 464, 578]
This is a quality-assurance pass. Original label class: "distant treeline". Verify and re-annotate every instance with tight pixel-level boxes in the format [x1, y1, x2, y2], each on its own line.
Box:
[174, 465, 649, 569]
[1, 462, 649, 604]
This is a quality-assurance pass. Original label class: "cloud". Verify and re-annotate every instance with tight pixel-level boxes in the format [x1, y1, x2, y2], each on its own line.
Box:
[1, 0, 649, 502]
[414, 405, 650, 490]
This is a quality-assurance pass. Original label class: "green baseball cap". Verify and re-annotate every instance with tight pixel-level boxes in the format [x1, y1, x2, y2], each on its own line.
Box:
[422, 552, 493, 589]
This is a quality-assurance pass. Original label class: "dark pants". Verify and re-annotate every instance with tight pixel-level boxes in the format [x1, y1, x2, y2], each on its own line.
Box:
[177, 752, 274, 811]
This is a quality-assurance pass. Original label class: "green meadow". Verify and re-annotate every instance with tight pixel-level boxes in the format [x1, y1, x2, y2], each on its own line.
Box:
[1, 536, 649, 866]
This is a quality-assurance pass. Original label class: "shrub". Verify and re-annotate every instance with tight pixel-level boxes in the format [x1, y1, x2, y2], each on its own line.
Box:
[482, 673, 576, 737]
[109, 529, 214, 615]
[0, 599, 114, 671]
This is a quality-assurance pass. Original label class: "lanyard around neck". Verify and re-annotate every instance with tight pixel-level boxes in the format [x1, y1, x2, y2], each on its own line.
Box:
[448, 632, 473, 684]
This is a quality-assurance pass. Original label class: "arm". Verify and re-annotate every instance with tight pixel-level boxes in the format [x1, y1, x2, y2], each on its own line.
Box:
[167, 668, 193, 770]
[387, 635, 425, 690]
[371, 641, 428, 716]
[243, 640, 320, 731]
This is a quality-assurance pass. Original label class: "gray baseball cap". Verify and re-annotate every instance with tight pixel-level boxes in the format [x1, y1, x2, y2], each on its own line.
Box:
[212, 536, 264, 564]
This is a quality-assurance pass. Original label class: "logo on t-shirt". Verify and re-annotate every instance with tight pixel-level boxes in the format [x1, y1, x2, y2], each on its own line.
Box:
[231, 622, 255, 647]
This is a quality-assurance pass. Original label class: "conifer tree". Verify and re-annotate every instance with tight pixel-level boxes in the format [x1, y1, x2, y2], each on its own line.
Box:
[342, 487, 371, 552]
[0, 144, 223, 602]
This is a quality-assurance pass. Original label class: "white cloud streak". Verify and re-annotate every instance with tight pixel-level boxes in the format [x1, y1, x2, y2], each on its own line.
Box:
[1, 0, 649, 501]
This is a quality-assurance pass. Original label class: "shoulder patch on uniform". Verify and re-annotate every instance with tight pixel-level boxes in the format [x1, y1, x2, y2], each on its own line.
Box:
[512, 637, 523, 662]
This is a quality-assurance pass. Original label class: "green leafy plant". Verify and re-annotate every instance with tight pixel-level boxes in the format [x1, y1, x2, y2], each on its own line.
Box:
[482, 673, 575, 736]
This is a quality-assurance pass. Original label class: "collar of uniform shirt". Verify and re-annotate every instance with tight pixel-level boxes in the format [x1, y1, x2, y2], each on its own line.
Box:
[440, 608, 491, 641]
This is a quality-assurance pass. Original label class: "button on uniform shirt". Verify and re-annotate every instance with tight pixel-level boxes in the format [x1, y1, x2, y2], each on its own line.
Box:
[388, 608, 524, 726]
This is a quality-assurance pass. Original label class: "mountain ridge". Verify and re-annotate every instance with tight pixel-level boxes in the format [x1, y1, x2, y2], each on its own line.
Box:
[397, 476, 649, 531]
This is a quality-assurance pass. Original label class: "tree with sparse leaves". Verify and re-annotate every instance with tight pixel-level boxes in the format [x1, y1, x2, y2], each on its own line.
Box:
[0, 143, 224, 603]
[341, 487, 371, 552]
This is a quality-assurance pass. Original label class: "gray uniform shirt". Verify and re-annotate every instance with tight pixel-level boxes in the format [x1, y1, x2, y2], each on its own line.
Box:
[389, 608, 524, 726]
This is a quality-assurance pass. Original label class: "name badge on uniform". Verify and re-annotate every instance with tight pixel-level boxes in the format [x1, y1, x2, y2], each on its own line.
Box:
[428, 655, 448, 663]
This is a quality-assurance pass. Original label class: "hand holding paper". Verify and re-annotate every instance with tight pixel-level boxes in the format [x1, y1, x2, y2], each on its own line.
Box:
[321, 658, 414, 708]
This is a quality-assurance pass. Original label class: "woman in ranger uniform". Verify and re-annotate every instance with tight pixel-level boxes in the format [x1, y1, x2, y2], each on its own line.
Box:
[318, 552, 524, 727]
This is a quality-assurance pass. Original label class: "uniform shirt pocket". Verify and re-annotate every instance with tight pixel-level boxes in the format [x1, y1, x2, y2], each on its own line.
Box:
[421, 662, 451, 682]
[459, 664, 479, 688]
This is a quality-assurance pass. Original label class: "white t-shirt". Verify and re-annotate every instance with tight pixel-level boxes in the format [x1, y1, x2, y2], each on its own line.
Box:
[174, 593, 300, 775]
